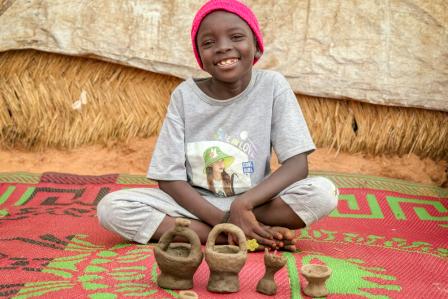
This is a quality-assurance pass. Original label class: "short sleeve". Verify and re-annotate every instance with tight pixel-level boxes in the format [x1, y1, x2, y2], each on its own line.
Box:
[147, 91, 187, 181]
[271, 77, 315, 163]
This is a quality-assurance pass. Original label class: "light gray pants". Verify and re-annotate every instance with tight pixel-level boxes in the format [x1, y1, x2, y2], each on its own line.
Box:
[97, 176, 338, 244]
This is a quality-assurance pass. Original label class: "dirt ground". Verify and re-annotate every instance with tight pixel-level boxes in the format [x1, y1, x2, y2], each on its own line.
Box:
[1, 136, 446, 187]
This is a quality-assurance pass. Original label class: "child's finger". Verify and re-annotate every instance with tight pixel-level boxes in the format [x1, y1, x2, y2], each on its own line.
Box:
[275, 233, 283, 240]
[253, 225, 273, 239]
[227, 234, 234, 245]
[246, 232, 274, 247]
[227, 232, 238, 245]
[233, 234, 238, 245]
[265, 227, 283, 240]
[251, 233, 276, 247]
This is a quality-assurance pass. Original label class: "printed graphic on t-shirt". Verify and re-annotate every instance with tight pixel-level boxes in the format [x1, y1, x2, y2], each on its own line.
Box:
[186, 141, 252, 197]
[213, 128, 258, 160]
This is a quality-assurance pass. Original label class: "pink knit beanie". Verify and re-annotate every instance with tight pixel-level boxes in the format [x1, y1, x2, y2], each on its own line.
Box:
[191, 0, 264, 69]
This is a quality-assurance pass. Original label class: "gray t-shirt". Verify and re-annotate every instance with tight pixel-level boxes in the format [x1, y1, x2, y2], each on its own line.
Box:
[147, 69, 315, 197]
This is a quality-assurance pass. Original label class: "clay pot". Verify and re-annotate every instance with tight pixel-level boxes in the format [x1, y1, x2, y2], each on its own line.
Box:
[154, 218, 203, 290]
[256, 249, 286, 295]
[205, 223, 247, 293]
[301, 264, 332, 297]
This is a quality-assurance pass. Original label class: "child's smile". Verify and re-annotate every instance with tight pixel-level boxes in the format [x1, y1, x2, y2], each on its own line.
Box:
[196, 11, 258, 99]
[216, 57, 239, 69]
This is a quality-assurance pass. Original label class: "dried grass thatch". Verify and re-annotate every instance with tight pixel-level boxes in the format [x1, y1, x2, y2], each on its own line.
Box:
[0, 50, 178, 149]
[1, 50, 447, 160]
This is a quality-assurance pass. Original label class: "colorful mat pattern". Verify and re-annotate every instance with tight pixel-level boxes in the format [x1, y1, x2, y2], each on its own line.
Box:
[0, 171, 447, 298]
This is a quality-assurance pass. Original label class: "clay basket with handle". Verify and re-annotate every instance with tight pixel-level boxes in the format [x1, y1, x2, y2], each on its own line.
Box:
[205, 223, 248, 293]
[154, 218, 203, 290]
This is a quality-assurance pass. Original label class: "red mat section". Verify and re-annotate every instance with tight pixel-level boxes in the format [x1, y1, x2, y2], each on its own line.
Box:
[0, 171, 447, 298]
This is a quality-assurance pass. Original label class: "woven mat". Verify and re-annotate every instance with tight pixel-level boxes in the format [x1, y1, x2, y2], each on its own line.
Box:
[0, 171, 447, 298]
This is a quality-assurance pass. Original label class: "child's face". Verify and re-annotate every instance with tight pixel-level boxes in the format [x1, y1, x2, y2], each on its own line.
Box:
[196, 11, 257, 84]
[212, 159, 225, 174]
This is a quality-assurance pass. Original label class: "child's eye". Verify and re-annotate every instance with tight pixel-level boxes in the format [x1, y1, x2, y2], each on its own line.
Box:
[231, 34, 245, 41]
[201, 40, 214, 47]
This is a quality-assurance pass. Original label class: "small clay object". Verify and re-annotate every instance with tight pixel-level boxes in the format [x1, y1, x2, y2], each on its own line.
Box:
[154, 218, 203, 290]
[179, 290, 198, 299]
[175, 218, 191, 228]
[256, 248, 287, 295]
[301, 264, 332, 297]
[205, 223, 247, 293]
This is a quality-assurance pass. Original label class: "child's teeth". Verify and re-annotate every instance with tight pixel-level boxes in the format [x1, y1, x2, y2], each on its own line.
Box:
[219, 59, 236, 65]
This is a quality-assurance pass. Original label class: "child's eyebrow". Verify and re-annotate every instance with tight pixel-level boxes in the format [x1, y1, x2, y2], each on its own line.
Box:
[198, 26, 248, 39]
[225, 26, 248, 32]
[197, 32, 214, 40]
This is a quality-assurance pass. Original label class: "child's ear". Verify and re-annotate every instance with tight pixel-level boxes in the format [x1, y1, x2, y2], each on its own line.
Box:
[255, 48, 261, 59]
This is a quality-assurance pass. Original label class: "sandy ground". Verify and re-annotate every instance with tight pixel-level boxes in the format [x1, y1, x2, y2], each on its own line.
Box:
[1, 137, 447, 187]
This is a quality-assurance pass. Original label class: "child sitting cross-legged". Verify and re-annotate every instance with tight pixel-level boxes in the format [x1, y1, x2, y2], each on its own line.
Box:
[97, 0, 338, 251]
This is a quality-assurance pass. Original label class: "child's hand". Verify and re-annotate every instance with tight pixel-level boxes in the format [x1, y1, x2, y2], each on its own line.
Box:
[227, 232, 239, 246]
[228, 199, 276, 248]
[243, 225, 297, 251]
[263, 225, 297, 251]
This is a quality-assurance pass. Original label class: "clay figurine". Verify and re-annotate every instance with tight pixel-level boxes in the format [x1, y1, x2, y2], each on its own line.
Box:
[256, 248, 287, 295]
[301, 264, 332, 297]
[205, 223, 247, 293]
[154, 218, 203, 290]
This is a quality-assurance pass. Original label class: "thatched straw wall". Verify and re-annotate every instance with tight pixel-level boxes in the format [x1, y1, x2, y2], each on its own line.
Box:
[1, 50, 447, 160]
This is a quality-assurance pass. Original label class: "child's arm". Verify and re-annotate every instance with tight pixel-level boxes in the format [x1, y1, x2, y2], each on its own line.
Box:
[158, 180, 226, 227]
[228, 153, 308, 241]
[228, 72, 315, 245]
[159, 180, 278, 247]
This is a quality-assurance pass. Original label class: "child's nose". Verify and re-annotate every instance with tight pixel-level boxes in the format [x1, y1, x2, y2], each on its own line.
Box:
[216, 38, 231, 53]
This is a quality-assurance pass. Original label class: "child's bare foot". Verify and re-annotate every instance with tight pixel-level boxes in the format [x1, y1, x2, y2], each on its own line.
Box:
[266, 226, 297, 251]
